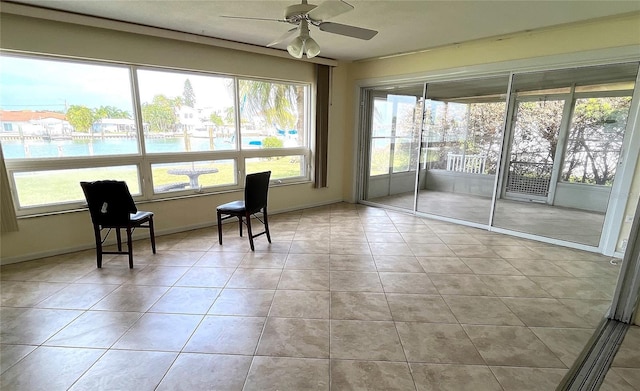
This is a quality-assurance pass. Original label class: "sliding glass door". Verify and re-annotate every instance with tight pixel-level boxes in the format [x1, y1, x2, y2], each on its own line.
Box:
[361, 85, 424, 210]
[416, 76, 509, 225]
[359, 61, 640, 252]
[493, 63, 638, 247]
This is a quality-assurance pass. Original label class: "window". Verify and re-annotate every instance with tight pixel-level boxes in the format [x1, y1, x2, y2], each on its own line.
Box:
[0, 54, 311, 215]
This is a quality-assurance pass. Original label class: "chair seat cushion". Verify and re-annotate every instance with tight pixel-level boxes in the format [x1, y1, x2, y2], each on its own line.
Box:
[130, 211, 154, 222]
[217, 200, 246, 213]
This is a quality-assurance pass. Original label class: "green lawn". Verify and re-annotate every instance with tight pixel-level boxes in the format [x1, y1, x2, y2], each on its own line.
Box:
[14, 156, 304, 207]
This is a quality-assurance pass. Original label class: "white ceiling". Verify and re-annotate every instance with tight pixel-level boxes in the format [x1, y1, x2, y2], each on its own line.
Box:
[5, 0, 640, 61]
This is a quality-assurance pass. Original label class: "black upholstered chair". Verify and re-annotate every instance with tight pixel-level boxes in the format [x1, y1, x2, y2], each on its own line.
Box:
[80, 180, 156, 268]
[216, 171, 272, 251]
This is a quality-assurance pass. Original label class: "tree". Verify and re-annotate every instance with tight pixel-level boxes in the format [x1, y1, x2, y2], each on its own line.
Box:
[94, 105, 131, 119]
[66, 105, 94, 132]
[239, 80, 298, 131]
[141, 94, 177, 133]
[183, 79, 196, 108]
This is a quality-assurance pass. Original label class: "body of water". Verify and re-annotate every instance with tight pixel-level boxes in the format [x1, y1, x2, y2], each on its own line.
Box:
[1, 136, 262, 159]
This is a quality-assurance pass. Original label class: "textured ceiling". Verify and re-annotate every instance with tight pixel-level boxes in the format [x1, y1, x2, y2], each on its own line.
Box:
[5, 0, 640, 61]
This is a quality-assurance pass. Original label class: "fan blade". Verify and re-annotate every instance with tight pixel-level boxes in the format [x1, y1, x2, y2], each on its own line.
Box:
[220, 15, 286, 23]
[318, 22, 378, 40]
[307, 0, 353, 22]
[267, 27, 299, 47]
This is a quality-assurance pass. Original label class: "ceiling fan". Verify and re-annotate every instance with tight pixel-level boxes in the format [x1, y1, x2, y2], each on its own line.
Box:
[222, 0, 378, 59]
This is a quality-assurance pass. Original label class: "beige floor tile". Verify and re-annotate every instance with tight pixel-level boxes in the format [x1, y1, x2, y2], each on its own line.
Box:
[91, 285, 169, 312]
[528, 276, 614, 300]
[209, 289, 274, 316]
[330, 241, 372, 255]
[149, 287, 220, 314]
[0, 346, 104, 391]
[0, 307, 83, 345]
[505, 259, 574, 277]
[530, 327, 594, 367]
[185, 315, 264, 355]
[443, 295, 524, 326]
[490, 366, 567, 391]
[374, 255, 424, 272]
[490, 245, 542, 259]
[501, 297, 589, 328]
[279, 270, 330, 290]
[270, 290, 330, 318]
[448, 245, 499, 258]
[416, 257, 473, 274]
[436, 234, 483, 246]
[113, 313, 202, 351]
[226, 268, 282, 289]
[611, 368, 640, 389]
[408, 243, 456, 257]
[600, 369, 637, 391]
[613, 327, 640, 368]
[460, 258, 522, 275]
[366, 232, 405, 243]
[379, 272, 438, 294]
[127, 265, 189, 286]
[256, 317, 330, 358]
[156, 353, 252, 391]
[395, 322, 484, 364]
[370, 242, 415, 256]
[553, 260, 620, 278]
[330, 271, 383, 292]
[331, 360, 415, 391]
[330, 320, 405, 361]
[0, 281, 67, 307]
[387, 294, 457, 323]
[478, 275, 552, 298]
[329, 254, 377, 271]
[410, 363, 503, 391]
[140, 250, 205, 266]
[284, 254, 329, 270]
[44, 311, 142, 348]
[69, 350, 177, 391]
[243, 356, 329, 391]
[73, 264, 144, 285]
[464, 325, 565, 368]
[0, 344, 36, 375]
[34, 283, 119, 310]
[194, 251, 246, 267]
[175, 267, 235, 287]
[254, 241, 293, 254]
[240, 252, 287, 269]
[429, 274, 494, 296]
[401, 232, 443, 244]
[330, 292, 392, 320]
[289, 240, 328, 254]
[559, 298, 610, 326]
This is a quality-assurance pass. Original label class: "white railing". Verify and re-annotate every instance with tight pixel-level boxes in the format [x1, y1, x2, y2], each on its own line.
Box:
[446, 153, 487, 174]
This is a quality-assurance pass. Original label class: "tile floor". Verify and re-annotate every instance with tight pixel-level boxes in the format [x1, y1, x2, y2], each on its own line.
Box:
[0, 203, 624, 390]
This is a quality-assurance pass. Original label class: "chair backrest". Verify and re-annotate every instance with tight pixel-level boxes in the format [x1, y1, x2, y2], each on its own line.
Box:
[244, 171, 271, 213]
[80, 180, 137, 226]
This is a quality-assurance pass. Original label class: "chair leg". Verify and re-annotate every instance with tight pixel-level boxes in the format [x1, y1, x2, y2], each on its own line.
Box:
[217, 211, 223, 245]
[126, 227, 134, 269]
[238, 216, 243, 237]
[116, 228, 123, 251]
[246, 212, 255, 251]
[263, 208, 271, 243]
[93, 226, 103, 268]
[148, 216, 156, 254]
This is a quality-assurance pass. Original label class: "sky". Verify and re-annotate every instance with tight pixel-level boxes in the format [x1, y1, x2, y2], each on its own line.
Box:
[0, 55, 234, 113]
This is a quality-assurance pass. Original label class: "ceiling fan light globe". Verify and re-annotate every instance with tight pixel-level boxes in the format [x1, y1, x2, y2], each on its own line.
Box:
[305, 37, 321, 58]
[287, 36, 304, 58]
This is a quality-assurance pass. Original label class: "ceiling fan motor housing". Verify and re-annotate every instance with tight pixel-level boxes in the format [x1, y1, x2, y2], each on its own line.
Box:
[285, 4, 317, 23]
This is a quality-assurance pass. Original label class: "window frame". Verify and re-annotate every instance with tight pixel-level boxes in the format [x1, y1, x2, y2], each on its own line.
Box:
[1, 52, 313, 216]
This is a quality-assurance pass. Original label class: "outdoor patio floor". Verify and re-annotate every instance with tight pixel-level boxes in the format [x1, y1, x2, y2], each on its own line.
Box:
[369, 190, 606, 246]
